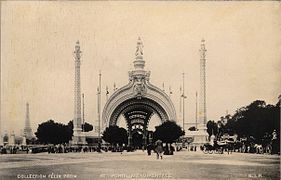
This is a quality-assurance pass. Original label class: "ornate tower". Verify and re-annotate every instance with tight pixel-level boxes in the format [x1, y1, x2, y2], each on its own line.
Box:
[191, 39, 209, 145]
[72, 41, 86, 145]
[129, 37, 150, 80]
[128, 37, 151, 97]
[24, 102, 33, 139]
[102, 37, 177, 148]
[199, 39, 207, 126]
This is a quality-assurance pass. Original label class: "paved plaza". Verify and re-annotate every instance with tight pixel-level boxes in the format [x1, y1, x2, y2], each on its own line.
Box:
[0, 150, 279, 180]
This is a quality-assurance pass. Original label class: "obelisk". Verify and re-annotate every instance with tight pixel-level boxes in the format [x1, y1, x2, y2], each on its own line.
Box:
[24, 102, 33, 139]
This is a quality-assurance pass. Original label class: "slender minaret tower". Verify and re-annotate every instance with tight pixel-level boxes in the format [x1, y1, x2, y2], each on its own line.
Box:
[193, 39, 209, 145]
[72, 41, 86, 145]
[24, 102, 33, 139]
[199, 39, 207, 126]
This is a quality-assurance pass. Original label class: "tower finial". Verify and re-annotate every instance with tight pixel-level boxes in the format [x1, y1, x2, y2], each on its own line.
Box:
[200, 38, 206, 59]
[74, 40, 82, 60]
[133, 37, 145, 70]
[129, 37, 150, 82]
[135, 37, 143, 57]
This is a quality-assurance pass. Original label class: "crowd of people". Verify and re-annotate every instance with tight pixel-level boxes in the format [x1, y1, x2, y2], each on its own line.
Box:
[0, 140, 176, 161]
[200, 130, 280, 155]
[0, 145, 29, 154]
[1, 131, 279, 156]
[146, 140, 176, 159]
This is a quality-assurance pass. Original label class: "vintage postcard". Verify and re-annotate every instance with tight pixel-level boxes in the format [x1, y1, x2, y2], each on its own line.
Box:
[0, 1, 280, 180]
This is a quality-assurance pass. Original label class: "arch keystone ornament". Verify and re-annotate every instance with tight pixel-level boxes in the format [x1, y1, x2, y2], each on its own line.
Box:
[102, 37, 177, 147]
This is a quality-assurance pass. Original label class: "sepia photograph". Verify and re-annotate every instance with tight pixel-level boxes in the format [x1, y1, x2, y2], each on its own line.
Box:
[0, 1, 280, 179]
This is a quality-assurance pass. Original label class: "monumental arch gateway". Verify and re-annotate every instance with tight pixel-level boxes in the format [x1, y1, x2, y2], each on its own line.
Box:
[102, 38, 177, 147]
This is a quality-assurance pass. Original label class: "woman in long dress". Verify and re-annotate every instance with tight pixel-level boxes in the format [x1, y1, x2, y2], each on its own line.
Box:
[155, 140, 164, 159]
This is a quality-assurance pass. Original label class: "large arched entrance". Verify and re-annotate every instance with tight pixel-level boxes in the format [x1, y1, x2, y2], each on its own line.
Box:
[109, 97, 171, 147]
[102, 38, 177, 147]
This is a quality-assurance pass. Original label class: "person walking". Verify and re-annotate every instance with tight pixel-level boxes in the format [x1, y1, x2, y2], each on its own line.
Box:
[147, 143, 153, 156]
[155, 140, 164, 159]
[271, 130, 278, 154]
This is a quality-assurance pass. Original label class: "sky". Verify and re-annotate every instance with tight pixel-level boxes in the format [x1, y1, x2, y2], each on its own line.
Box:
[1, 1, 281, 135]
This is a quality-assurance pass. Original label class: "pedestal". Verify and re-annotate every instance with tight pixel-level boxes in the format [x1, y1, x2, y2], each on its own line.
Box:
[193, 123, 209, 145]
[9, 133, 15, 146]
[0, 135, 3, 146]
[22, 136, 27, 146]
[185, 123, 209, 149]
[71, 130, 87, 145]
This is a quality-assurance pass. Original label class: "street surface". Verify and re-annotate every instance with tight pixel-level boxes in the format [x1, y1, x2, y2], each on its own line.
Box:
[0, 150, 279, 180]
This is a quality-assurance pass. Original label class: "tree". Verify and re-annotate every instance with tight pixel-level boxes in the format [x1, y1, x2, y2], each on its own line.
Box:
[26, 137, 39, 145]
[102, 126, 128, 146]
[68, 120, 93, 132]
[206, 120, 218, 137]
[188, 126, 197, 131]
[225, 100, 279, 144]
[35, 120, 73, 144]
[153, 120, 185, 144]
[3, 134, 8, 142]
[83, 122, 93, 132]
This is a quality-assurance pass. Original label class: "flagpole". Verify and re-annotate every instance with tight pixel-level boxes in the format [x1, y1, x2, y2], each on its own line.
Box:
[82, 93, 85, 132]
[179, 86, 182, 114]
[182, 73, 185, 131]
[195, 91, 198, 130]
[97, 87, 99, 137]
[96, 87, 99, 135]
[98, 70, 101, 142]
